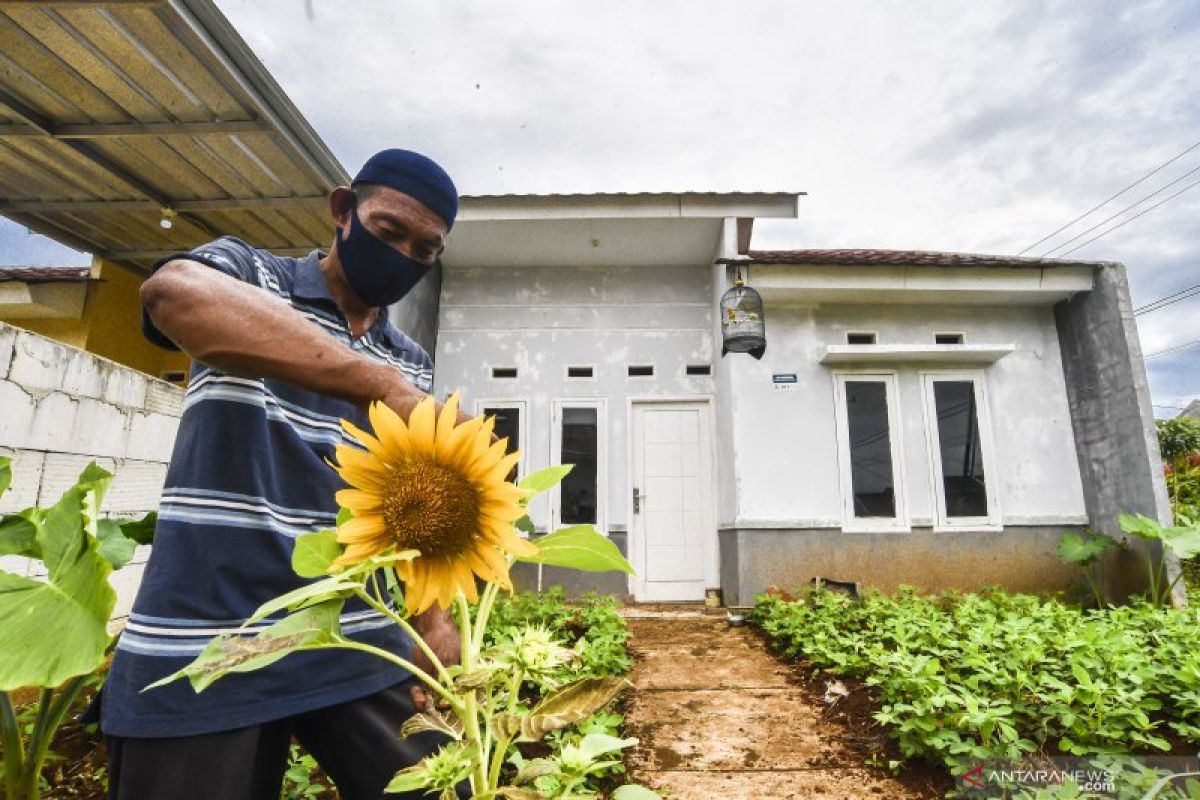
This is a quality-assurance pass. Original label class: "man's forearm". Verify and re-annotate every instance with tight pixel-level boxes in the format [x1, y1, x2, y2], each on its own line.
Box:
[142, 259, 422, 412]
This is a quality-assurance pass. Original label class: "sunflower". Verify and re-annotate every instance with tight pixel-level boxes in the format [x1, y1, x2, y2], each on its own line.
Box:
[329, 392, 535, 614]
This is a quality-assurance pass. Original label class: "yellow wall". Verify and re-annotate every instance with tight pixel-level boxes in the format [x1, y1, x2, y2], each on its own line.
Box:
[1, 258, 189, 381]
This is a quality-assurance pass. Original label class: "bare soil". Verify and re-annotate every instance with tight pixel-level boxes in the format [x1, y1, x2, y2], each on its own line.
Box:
[620, 605, 953, 799]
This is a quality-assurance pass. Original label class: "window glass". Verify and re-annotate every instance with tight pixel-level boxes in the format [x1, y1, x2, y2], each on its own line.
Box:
[932, 381, 989, 517]
[559, 407, 598, 524]
[482, 407, 520, 457]
[845, 381, 897, 518]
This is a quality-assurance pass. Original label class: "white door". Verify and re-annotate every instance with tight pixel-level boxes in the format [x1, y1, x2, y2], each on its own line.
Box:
[631, 401, 715, 602]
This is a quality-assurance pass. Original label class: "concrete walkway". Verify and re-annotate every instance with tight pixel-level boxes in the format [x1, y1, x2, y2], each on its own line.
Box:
[620, 607, 937, 799]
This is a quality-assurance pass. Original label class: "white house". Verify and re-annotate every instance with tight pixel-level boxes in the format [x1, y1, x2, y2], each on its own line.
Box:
[422, 194, 1170, 605]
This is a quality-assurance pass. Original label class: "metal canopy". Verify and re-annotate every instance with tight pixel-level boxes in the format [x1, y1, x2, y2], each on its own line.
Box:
[0, 0, 349, 271]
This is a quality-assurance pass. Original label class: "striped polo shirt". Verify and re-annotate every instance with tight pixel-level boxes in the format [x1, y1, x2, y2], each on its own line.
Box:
[101, 237, 433, 738]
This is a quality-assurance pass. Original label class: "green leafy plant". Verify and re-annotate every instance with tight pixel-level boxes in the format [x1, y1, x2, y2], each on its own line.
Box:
[507, 733, 639, 798]
[280, 744, 332, 799]
[1157, 417, 1200, 467]
[150, 464, 654, 799]
[1119, 513, 1200, 605]
[0, 457, 155, 800]
[752, 583, 1200, 792]
[1057, 529, 1116, 607]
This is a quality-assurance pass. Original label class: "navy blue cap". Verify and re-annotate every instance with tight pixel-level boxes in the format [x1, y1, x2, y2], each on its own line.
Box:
[352, 149, 459, 229]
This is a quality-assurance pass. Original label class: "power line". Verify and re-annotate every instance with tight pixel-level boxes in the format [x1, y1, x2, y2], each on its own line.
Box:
[1042, 163, 1200, 257]
[1055, 175, 1200, 257]
[1145, 338, 1200, 360]
[1018, 136, 1200, 255]
[1135, 282, 1200, 316]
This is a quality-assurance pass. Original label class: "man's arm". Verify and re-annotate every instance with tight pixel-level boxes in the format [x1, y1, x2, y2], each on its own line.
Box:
[142, 258, 425, 417]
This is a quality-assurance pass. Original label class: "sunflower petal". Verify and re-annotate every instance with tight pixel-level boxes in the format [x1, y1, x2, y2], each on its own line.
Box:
[435, 393, 461, 447]
[335, 488, 383, 512]
[407, 395, 437, 456]
[369, 401, 410, 461]
[340, 418, 389, 461]
[336, 514, 387, 543]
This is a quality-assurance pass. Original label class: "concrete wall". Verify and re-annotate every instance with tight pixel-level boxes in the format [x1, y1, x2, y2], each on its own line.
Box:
[0, 322, 183, 618]
[1055, 262, 1174, 601]
[719, 526, 1085, 606]
[433, 262, 715, 537]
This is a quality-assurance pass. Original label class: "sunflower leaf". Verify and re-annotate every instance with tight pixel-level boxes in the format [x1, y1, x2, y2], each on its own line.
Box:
[144, 600, 346, 693]
[518, 465, 574, 495]
[292, 530, 342, 577]
[492, 677, 631, 740]
[336, 507, 354, 526]
[514, 515, 535, 535]
[400, 705, 464, 740]
[244, 573, 363, 624]
[97, 518, 138, 570]
[117, 511, 158, 545]
[0, 455, 11, 496]
[517, 525, 634, 575]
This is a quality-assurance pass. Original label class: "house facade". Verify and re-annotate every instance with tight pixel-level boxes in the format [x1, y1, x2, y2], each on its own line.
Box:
[424, 196, 1170, 605]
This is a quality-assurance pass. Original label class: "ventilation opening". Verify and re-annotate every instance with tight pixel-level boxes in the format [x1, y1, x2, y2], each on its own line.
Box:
[491, 367, 518, 379]
[847, 332, 877, 345]
[686, 364, 712, 376]
[567, 366, 594, 378]
[161, 370, 187, 384]
[935, 333, 965, 345]
[627, 365, 654, 377]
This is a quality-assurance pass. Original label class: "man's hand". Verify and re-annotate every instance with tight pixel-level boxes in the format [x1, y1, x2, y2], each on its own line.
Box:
[409, 607, 461, 712]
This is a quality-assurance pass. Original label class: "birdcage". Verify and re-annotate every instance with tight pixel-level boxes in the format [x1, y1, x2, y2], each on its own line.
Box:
[720, 274, 766, 359]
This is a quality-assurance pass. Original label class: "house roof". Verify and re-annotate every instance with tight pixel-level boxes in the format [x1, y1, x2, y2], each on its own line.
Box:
[0, 0, 345, 272]
[1181, 400, 1200, 421]
[720, 248, 1107, 269]
[0, 265, 90, 283]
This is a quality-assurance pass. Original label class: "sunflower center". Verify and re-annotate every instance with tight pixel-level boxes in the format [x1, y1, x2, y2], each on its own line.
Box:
[380, 460, 481, 558]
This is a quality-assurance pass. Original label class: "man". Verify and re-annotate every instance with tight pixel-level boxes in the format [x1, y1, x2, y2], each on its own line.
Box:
[99, 149, 469, 799]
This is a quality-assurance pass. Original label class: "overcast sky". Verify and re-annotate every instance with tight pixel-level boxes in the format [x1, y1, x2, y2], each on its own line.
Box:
[1, 0, 1196, 412]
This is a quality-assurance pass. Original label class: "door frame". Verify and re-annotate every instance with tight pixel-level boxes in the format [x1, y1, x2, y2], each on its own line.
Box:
[625, 395, 718, 601]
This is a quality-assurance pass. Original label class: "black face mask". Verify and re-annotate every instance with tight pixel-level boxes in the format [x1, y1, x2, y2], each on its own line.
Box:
[337, 198, 429, 307]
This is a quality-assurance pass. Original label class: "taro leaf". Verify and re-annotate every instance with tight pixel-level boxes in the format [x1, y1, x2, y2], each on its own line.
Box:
[492, 677, 631, 740]
[292, 530, 342, 578]
[145, 600, 345, 693]
[1057, 531, 1113, 565]
[117, 512, 158, 545]
[400, 705, 464, 741]
[514, 515, 535, 535]
[611, 786, 662, 800]
[1160, 525, 1200, 560]
[513, 758, 558, 786]
[516, 525, 634, 575]
[244, 572, 363, 625]
[1120, 513, 1165, 540]
[518, 465, 574, 495]
[0, 485, 115, 690]
[0, 455, 10, 495]
[0, 512, 39, 559]
[97, 519, 138, 570]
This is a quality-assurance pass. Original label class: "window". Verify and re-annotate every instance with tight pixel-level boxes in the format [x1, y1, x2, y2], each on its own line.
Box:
[567, 366, 594, 379]
[686, 364, 712, 376]
[475, 400, 526, 480]
[921, 373, 999, 528]
[935, 333, 965, 345]
[627, 365, 654, 377]
[833, 373, 907, 530]
[847, 332, 877, 345]
[491, 367, 518, 379]
[552, 401, 605, 530]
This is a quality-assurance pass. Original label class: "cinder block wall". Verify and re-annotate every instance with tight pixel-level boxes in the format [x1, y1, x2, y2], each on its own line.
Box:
[0, 322, 182, 619]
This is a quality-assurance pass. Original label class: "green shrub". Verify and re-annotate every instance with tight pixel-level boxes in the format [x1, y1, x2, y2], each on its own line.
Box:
[752, 586, 1200, 773]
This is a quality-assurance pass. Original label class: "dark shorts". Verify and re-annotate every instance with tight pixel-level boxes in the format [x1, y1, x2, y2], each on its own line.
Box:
[104, 678, 466, 800]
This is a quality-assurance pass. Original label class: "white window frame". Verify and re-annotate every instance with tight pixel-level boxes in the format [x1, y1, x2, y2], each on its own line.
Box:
[474, 399, 528, 481]
[832, 371, 909, 532]
[920, 370, 1002, 531]
[550, 399, 607, 534]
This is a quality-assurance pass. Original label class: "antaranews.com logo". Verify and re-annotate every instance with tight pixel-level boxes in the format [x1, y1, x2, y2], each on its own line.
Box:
[955, 756, 1200, 798]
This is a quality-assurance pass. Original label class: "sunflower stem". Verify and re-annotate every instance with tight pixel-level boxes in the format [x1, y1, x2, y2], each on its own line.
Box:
[330, 640, 461, 713]
[357, 586, 451, 685]
[472, 582, 501, 653]
[455, 591, 491, 792]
